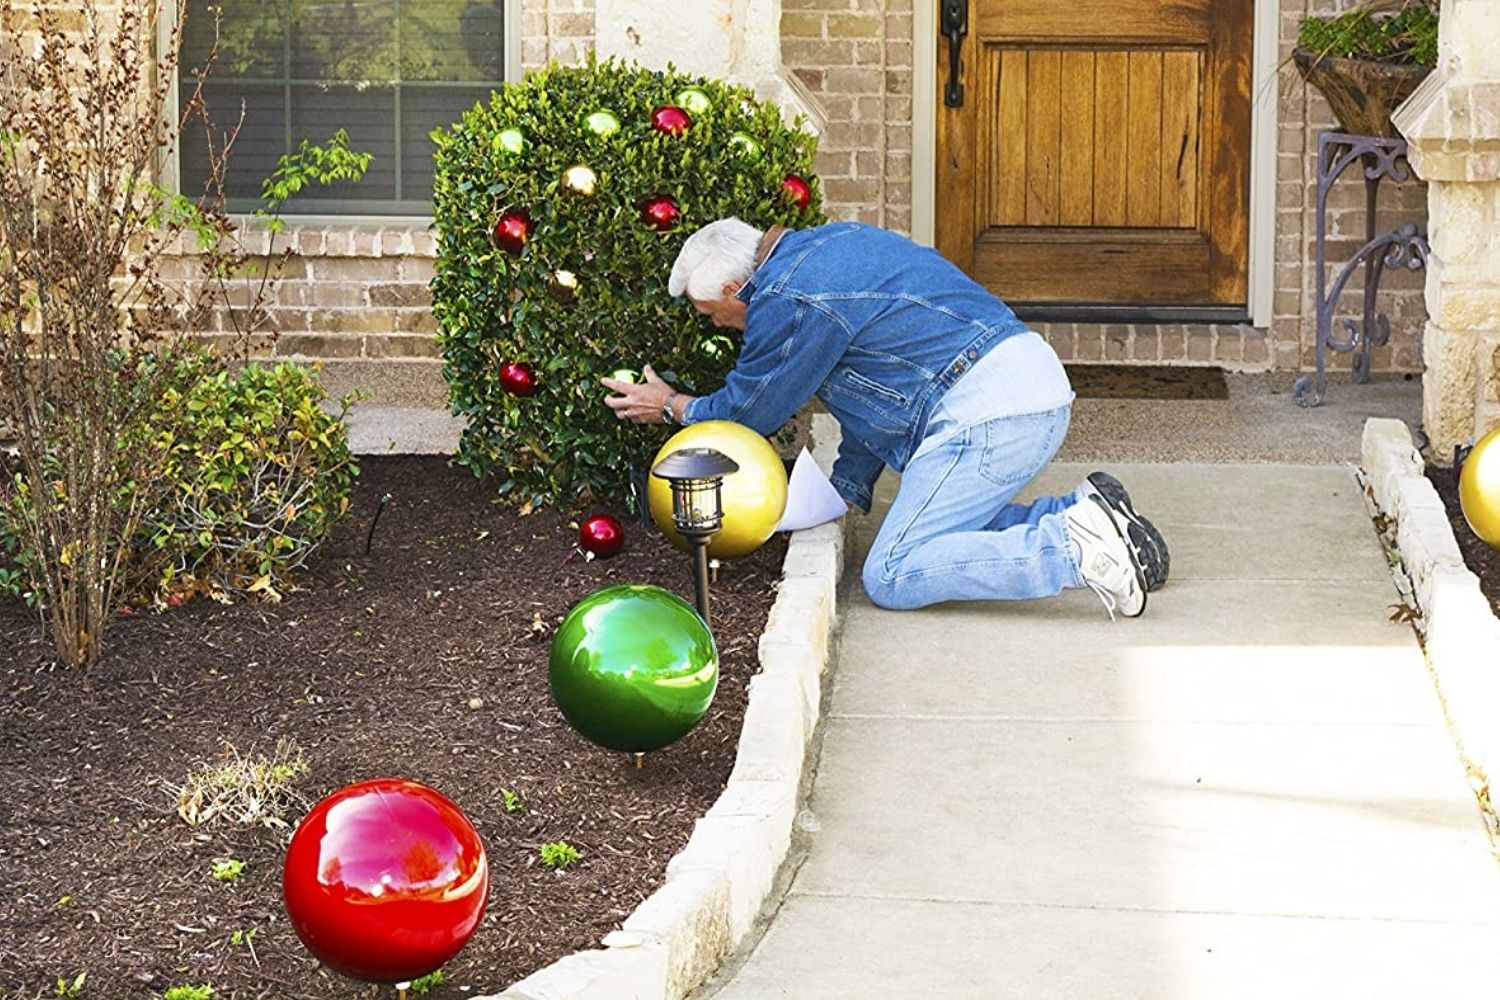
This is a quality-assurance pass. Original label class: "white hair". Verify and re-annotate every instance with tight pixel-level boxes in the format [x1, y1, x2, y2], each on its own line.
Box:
[668, 218, 762, 301]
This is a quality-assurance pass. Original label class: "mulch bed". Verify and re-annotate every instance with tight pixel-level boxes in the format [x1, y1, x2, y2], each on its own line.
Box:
[1064, 363, 1230, 400]
[0, 456, 788, 1000]
[1427, 465, 1500, 615]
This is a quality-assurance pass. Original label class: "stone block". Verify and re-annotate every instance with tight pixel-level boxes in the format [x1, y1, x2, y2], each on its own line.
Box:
[666, 782, 799, 942]
[728, 674, 810, 785]
[1424, 567, 1500, 775]
[484, 944, 668, 1000]
[619, 868, 733, 997]
[1361, 417, 1425, 514]
[757, 638, 823, 729]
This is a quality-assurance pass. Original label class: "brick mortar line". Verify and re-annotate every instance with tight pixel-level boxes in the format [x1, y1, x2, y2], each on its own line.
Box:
[481, 413, 848, 1000]
[1360, 417, 1500, 849]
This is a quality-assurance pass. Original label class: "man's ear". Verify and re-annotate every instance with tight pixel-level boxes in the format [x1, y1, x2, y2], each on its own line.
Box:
[722, 280, 744, 300]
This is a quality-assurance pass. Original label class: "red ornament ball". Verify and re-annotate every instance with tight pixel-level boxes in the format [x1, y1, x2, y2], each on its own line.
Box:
[579, 513, 625, 559]
[650, 105, 692, 137]
[499, 361, 537, 397]
[781, 175, 812, 209]
[492, 209, 532, 255]
[282, 779, 489, 984]
[641, 195, 681, 232]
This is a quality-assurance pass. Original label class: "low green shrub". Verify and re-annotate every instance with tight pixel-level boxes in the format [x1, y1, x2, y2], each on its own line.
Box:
[1298, 2, 1440, 67]
[142, 354, 358, 601]
[1, 355, 356, 609]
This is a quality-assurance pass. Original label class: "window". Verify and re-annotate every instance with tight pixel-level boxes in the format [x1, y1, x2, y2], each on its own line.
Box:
[179, 0, 511, 216]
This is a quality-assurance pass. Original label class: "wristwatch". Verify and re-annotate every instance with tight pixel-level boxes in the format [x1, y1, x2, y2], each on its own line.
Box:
[662, 392, 679, 425]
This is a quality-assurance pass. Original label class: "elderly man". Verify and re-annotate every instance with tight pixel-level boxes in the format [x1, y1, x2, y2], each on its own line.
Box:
[603, 219, 1168, 618]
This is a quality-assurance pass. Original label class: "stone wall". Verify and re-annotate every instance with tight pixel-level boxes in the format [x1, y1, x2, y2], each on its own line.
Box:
[1394, 0, 1500, 457]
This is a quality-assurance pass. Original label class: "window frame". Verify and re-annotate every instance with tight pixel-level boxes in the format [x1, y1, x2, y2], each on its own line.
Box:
[160, 0, 522, 225]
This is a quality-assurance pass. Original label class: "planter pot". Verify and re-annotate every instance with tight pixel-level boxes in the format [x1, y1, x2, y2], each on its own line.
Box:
[1293, 48, 1432, 139]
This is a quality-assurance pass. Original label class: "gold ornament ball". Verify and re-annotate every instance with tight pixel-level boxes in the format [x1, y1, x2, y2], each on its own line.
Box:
[648, 420, 788, 559]
[561, 164, 597, 197]
[1460, 427, 1500, 549]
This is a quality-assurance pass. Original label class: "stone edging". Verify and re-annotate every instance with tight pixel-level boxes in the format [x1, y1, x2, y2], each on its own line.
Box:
[1361, 418, 1500, 787]
[483, 413, 847, 1000]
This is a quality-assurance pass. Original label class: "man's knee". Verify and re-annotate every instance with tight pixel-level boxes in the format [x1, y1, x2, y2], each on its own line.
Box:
[861, 552, 914, 611]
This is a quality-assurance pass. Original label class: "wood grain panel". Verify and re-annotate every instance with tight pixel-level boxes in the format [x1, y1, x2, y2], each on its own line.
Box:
[1059, 50, 1095, 227]
[996, 48, 1028, 226]
[977, 0, 1212, 42]
[1092, 51, 1129, 227]
[1024, 49, 1061, 226]
[974, 230, 1214, 303]
[1126, 51, 1163, 227]
[1160, 50, 1201, 228]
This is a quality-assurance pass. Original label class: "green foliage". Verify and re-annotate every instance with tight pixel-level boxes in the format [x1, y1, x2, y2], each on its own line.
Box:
[54, 973, 85, 998]
[431, 55, 825, 510]
[539, 840, 580, 870]
[256, 130, 374, 234]
[229, 928, 257, 947]
[141, 352, 358, 601]
[1299, 1, 1440, 67]
[500, 787, 524, 813]
[160, 987, 214, 1000]
[210, 858, 245, 884]
[410, 970, 445, 994]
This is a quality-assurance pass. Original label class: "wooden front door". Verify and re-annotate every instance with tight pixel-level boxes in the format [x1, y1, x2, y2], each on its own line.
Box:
[935, 0, 1253, 308]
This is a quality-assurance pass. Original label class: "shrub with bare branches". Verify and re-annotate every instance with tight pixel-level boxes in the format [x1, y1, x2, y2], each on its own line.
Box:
[0, 0, 367, 665]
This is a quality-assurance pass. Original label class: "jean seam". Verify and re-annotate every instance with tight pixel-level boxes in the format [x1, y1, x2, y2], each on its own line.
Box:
[877, 544, 1076, 586]
[877, 426, 970, 585]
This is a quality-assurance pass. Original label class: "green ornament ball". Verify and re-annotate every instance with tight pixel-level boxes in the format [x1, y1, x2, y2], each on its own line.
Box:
[728, 132, 762, 160]
[495, 128, 526, 155]
[549, 584, 718, 754]
[677, 87, 713, 115]
[585, 110, 621, 138]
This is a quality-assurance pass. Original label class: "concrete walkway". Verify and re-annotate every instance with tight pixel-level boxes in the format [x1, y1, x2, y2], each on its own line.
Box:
[700, 460, 1500, 999]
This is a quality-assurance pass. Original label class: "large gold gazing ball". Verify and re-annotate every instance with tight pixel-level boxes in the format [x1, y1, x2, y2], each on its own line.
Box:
[1460, 427, 1500, 550]
[648, 420, 788, 560]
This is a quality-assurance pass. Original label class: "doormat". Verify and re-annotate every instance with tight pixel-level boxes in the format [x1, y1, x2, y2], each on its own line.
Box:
[1065, 364, 1229, 400]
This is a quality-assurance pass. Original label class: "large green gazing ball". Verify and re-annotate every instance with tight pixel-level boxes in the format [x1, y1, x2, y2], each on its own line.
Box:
[549, 585, 718, 754]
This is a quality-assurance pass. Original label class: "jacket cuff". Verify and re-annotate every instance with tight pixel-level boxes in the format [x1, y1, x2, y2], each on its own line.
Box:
[830, 476, 871, 514]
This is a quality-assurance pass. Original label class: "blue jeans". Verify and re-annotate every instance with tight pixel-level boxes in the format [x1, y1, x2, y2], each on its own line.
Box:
[861, 404, 1084, 610]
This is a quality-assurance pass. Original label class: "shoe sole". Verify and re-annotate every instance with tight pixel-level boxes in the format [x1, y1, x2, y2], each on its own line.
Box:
[1081, 495, 1148, 618]
[1087, 472, 1170, 592]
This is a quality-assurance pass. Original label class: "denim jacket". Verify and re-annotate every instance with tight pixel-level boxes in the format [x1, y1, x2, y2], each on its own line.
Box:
[682, 223, 1028, 512]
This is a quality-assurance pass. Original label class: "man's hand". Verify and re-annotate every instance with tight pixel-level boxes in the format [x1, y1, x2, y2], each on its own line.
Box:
[602, 365, 691, 425]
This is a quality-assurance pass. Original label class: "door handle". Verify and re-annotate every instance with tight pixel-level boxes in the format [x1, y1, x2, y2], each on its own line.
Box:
[942, 0, 968, 108]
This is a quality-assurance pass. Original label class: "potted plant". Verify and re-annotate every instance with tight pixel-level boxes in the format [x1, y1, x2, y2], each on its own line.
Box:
[1293, 0, 1439, 139]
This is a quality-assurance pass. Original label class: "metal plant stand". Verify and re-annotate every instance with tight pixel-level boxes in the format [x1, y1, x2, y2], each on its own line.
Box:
[1293, 131, 1429, 408]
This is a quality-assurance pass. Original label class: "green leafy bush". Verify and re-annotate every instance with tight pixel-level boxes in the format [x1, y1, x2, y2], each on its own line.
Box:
[1299, 2, 1440, 67]
[431, 55, 825, 510]
[142, 354, 358, 601]
[2, 355, 356, 609]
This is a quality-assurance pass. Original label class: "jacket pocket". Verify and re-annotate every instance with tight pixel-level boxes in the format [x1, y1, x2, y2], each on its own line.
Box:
[843, 369, 909, 407]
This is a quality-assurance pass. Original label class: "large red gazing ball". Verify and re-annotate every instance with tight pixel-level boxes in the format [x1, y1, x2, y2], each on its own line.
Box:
[282, 779, 489, 984]
[499, 361, 537, 397]
[492, 209, 532, 255]
[650, 105, 692, 137]
[641, 195, 680, 232]
[579, 513, 625, 559]
[781, 174, 812, 209]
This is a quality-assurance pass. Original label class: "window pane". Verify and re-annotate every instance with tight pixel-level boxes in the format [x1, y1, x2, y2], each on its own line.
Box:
[178, 0, 506, 215]
[291, 0, 396, 83]
[402, 1, 506, 82]
[291, 84, 398, 202]
[400, 85, 492, 205]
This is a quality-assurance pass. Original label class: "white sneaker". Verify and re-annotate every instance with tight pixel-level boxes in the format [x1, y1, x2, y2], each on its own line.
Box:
[1065, 495, 1147, 620]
